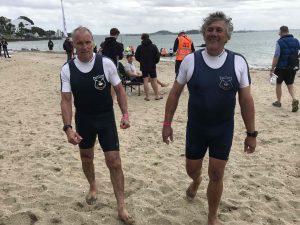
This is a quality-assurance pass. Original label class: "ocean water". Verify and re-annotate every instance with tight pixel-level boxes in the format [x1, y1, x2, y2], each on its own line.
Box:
[6, 30, 300, 69]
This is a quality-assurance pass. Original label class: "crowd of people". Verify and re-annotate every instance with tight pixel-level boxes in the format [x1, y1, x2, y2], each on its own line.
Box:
[59, 11, 299, 225]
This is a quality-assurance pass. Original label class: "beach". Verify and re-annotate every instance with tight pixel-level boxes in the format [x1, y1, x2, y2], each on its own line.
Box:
[0, 52, 299, 225]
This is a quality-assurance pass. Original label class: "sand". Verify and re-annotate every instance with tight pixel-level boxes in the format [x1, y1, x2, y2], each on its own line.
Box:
[0, 52, 299, 225]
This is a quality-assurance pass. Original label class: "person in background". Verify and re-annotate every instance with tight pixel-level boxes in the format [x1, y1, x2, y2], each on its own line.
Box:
[125, 54, 168, 87]
[270, 25, 300, 112]
[48, 39, 54, 51]
[101, 28, 124, 101]
[101, 28, 124, 67]
[130, 46, 135, 55]
[60, 26, 134, 224]
[1, 38, 11, 58]
[0, 40, 2, 57]
[93, 43, 97, 54]
[173, 31, 195, 78]
[162, 11, 256, 225]
[63, 37, 74, 61]
[135, 33, 163, 101]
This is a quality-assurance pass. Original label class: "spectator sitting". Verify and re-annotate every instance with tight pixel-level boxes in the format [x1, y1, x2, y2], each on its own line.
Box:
[125, 54, 168, 87]
[124, 54, 143, 81]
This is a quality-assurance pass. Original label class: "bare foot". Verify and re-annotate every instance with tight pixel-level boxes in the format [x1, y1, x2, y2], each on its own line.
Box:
[85, 190, 97, 205]
[118, 208, 135, 225]
[186, 177, 201, 199]
[160, 83, 169, 87]
[207, 217, 223, 225]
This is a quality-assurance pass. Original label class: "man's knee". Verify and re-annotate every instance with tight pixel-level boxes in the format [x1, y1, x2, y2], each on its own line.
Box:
[186, 159, 203, 177]
[80, 150, 94, 162]
[105, 152, 121, 170]
[208, 168, 224, 182]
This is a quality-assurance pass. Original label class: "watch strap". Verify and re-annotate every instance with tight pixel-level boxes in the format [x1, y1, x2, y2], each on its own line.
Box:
[246, 131, 258, 137]
[63, 124, 72, 132]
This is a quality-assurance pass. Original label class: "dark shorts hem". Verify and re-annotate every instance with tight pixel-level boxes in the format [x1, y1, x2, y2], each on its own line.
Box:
[141, 70, 157, 78]
[275, 68, 296, 85]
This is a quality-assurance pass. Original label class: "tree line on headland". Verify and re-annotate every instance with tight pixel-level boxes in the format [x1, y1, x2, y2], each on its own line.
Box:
[0, 16, 62, 41]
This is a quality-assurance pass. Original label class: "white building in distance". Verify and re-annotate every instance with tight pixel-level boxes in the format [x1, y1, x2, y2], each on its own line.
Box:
[11, 18, 33, 32]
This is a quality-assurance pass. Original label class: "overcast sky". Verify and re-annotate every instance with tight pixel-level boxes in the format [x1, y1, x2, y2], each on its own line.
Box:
[0, 0, 299, 35]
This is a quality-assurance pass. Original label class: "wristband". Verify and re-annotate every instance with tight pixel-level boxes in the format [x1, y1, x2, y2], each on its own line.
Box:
[122, 113, 129, 119]
[163, 121, 172, 127]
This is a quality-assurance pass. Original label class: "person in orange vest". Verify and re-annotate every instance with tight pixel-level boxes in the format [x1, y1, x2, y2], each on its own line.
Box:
[173, 31, 195, 77]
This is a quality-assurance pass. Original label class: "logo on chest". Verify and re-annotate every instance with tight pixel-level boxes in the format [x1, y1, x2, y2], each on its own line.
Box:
[93, 74, 106, 90]
[219, 76, 233, 91]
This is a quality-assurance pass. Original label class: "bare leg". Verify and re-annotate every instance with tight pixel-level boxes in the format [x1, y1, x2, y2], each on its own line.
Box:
[80, 148, 97, 204]
[287, 84, 296, 100]
[156, 79, 168, 87]
[207, 157, 227, 225]
[150, 78, 162, 99]
[104, 151, 134, 224]
[276, 84, 282, 103]
[185, 158, 203, 198]
[143, 77, 150, 101]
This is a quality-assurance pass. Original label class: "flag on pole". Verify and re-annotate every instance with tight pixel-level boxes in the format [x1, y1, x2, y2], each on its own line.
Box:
[61, 0, 68, 37]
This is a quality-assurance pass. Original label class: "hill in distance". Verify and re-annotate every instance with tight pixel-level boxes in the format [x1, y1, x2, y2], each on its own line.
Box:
[124, 29, 256, 36]
[125, 29, 200, 36]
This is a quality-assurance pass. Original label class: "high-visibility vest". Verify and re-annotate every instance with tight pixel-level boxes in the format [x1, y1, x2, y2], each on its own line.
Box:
[176, 35, 192, 61]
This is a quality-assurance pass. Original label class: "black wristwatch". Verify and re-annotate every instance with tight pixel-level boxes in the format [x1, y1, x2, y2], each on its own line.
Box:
[246, 131, 258, 137]
[63, 124, 72, 132]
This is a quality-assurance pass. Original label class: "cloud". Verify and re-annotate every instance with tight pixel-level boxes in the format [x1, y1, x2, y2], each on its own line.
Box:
[0, 0, 299, 34]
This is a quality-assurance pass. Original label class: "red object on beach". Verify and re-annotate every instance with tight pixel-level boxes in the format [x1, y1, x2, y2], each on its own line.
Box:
[161, 48, 166, 57]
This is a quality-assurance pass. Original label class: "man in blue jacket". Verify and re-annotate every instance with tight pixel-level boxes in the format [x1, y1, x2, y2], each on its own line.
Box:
[270, 26, 300, 112]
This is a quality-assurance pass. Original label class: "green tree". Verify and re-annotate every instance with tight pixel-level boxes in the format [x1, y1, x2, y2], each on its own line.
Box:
[6, 23, 14, 35]
[32, 26, 46, 36]
[18, 16, 34, 25]
[0, 16, 10, 33]
[18, 22, 25, 31]
[46, 30, 56, 37]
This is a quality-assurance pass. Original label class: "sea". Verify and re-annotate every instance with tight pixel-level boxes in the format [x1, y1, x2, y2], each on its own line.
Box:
[6, 30, 300, 69]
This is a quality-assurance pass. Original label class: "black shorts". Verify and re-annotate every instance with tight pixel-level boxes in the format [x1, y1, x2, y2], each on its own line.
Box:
[75, 111, 119, 151]
[185, 120, 234, 160]
[275, 68, 296, 85]
[141, 70, 157, 79]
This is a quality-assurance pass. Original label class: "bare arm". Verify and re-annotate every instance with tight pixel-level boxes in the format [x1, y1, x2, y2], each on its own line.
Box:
[61, 92, 82, 145]
[270, 56, 278, 76]
[61, 92, 73, 126]
[113, 83, 130, 129]
[238, 86, 256, 153]
[162, 81, 185, 144]
[126, 70, 141, 78]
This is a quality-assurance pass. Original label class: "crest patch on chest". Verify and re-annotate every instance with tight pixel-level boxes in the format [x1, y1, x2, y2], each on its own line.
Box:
[93, 74, 106, 90]
[219, 76, 233, 91]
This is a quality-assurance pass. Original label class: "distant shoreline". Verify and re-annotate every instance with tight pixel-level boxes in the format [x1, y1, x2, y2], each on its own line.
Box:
[7, 37, 63, 42]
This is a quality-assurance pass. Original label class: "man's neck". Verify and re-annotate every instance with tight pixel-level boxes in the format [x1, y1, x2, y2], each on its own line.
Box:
[206, 48, 225, 57]
[77, 53, 94, 63]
